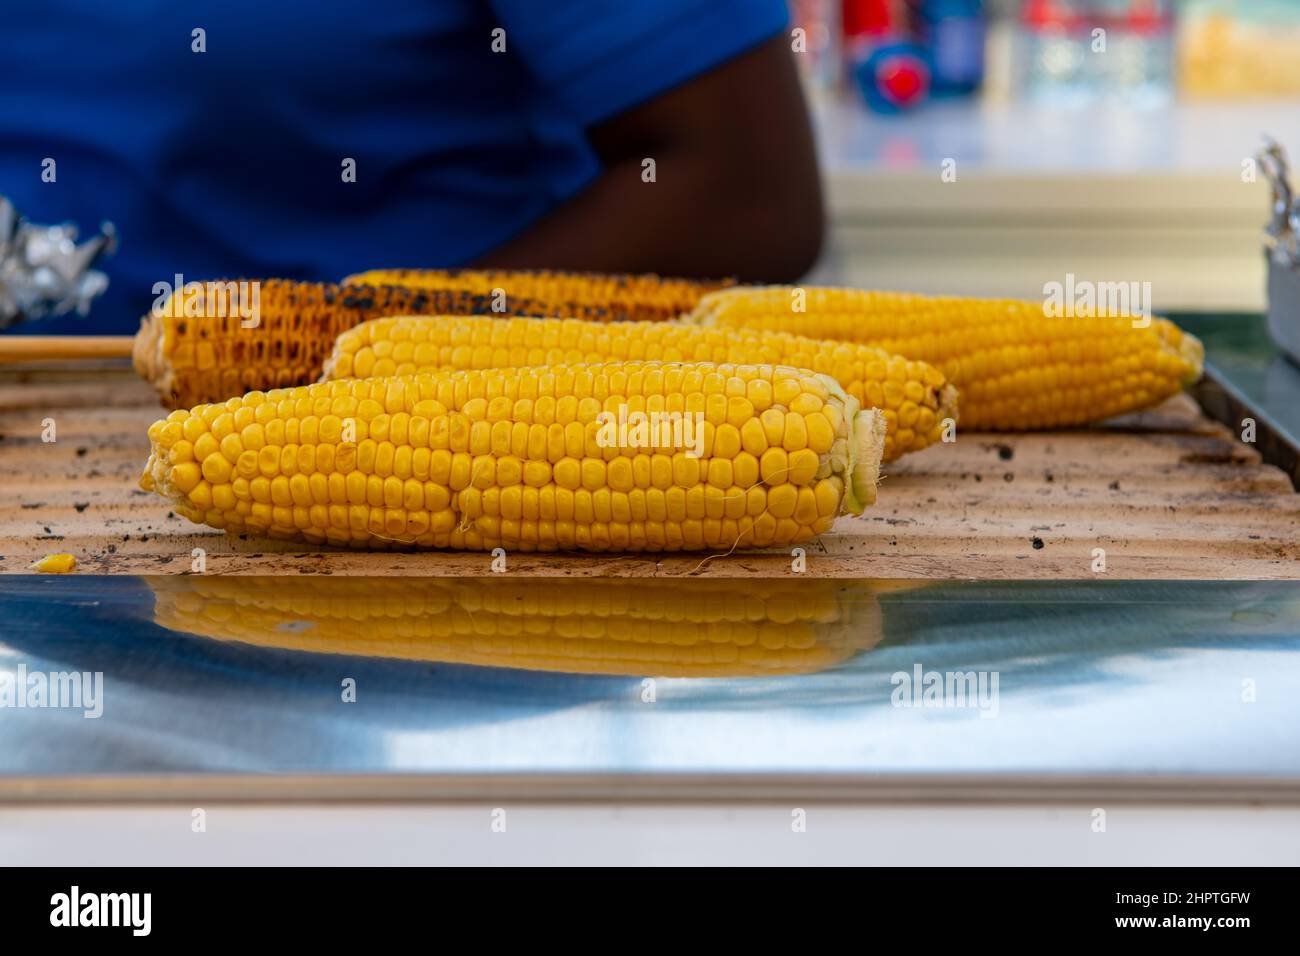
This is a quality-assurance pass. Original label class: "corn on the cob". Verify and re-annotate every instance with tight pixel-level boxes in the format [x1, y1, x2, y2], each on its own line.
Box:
[131, 279, 601, 410]
[139, 362, 885, 552]
[346, 268, 731, 323]
[323, 316, 957, 462]
[689, 286, 1205, 430]
[149, 577, 881, 677]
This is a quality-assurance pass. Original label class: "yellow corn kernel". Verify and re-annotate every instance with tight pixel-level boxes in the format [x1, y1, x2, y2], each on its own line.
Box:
[31, 553, 77, 574]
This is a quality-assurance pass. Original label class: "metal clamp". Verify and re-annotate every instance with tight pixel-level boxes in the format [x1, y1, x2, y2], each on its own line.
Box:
[0, 195, 116, 329]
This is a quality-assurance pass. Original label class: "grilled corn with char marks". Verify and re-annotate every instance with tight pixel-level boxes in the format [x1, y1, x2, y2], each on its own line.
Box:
[346, 268, 731, 323]
[131, 279, 607, 409]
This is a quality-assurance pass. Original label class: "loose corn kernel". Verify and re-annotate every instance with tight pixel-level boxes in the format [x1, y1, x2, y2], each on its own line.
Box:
[31, 553, 77, 574]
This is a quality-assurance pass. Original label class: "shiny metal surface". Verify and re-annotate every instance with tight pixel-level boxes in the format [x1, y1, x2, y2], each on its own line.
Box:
[1183, 313, 1300, 485]
[0, 576, 1297, 794]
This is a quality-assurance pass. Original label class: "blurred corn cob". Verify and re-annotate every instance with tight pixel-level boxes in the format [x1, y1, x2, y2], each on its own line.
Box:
[140, 362, 885, 552]
[689, 286, 1204, 430]
[346, 268, 732, 323]
[132, 279, 590, 409]
[148, 576, 881, 677]
[323, 316, 957, 463]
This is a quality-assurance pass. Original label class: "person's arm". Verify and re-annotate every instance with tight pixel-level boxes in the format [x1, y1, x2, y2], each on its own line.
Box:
[476, 35, 824, 282]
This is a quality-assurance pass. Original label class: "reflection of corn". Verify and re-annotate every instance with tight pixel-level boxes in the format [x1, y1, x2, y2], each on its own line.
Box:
[140, 362, 885, 551]
[324, 316, 957, 462]
[346, 269, 731, 323]
[132, 280, 601, 409]
[689, 286, 1205, 430]
[149, 577, 881, 677]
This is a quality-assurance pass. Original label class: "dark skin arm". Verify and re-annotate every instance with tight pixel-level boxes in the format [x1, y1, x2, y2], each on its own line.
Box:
[475, 34, 824, 283]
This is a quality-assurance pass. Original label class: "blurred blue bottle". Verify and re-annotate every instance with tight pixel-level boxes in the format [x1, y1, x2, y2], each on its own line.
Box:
[845, 0, 932, 113]
[911, 0, 986, 95]
[853, 42, 933, 112]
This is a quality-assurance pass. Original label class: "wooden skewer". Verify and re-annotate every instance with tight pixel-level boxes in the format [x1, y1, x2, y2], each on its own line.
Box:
[0, 336, 134, 363]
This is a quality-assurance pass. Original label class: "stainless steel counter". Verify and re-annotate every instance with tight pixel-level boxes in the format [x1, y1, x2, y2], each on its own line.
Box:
[1, 575, 1296, 801]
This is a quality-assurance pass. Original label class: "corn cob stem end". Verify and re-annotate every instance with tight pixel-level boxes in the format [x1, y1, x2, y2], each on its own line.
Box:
[939, 382, 959, 427]
[846, 408, 886, 513]
[815, 372, 883, 516]
[132, 312, 170, 403]
[1179, 331, 1206, 385]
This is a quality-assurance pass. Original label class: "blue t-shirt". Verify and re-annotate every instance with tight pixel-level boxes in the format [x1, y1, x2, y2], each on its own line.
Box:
[2, 0, 787, 333]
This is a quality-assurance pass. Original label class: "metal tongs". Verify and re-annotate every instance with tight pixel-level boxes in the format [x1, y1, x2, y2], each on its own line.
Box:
[1259, 137, 1300, 269]
[0, 195, 116, 329]
[1259, 138, 1300, 364]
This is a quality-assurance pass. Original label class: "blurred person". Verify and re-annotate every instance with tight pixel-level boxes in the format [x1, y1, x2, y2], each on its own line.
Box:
[1, 1, 823, 334]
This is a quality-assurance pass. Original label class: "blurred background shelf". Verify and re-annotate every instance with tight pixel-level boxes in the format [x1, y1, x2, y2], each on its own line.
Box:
[811, 97, 1295, 309]
[799, 1, 1300, 310]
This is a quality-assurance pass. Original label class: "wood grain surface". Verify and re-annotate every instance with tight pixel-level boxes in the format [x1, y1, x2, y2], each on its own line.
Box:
[1, 361, 1296, 579]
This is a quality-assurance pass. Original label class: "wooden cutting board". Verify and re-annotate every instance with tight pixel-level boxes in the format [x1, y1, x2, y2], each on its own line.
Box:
[1, 362, 1296, 579]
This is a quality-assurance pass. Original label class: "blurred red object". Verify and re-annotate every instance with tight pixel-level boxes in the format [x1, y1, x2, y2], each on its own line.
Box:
[843, 0, 906, 38]
[1124, 0, 1171, 35]
[1021, 0, 1082, 31]
[879, 56, 928, 101]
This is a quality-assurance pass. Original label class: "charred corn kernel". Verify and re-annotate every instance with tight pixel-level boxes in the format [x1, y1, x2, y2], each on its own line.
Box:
[323, 315, 957, 461]
[345, 268, 732, 324]
[131, 279, 602, 410]
[690, 286, 1205, 430]
[149, 577, 882, 678]
[30, 553, 76, 573]
[140, 362, 886, 551]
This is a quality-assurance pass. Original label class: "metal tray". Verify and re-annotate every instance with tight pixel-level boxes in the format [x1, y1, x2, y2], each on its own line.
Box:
[1, 575, 1297, 804]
